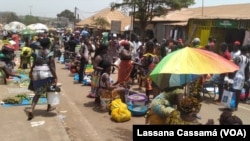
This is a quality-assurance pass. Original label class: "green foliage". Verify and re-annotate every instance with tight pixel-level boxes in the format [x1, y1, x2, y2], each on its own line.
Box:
[57, 9, 75, 22]
[1, 12, 20, 23]
[22, 15, 41, 25]
[110, 0, 195, 40]
[2, 97, 21, 104]
[2, 94, 30, 104]
[15, 94, 30, 101]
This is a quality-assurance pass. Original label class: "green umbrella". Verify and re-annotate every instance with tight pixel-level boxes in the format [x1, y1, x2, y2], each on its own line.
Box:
[20, 28, 36, 35]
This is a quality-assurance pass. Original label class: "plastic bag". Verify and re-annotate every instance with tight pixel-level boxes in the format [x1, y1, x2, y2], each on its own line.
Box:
[111, 107, 131, 122]
[109, 98, 127, 111]
[221, 90, 236, 109]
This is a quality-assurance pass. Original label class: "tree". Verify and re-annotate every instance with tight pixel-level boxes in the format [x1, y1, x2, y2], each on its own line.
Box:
[57, 9, 75, 22]
[92, 17, 110, 30]
[2, 12, 20, 23]
[22, 15, 40, 25]
[111, 0, 195, 41]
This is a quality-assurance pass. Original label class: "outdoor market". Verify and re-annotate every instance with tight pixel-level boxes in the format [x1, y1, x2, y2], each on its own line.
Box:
[0, 1, 250, 140]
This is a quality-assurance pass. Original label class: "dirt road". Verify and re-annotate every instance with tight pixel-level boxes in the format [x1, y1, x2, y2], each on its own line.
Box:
[55, 62, 250, 141]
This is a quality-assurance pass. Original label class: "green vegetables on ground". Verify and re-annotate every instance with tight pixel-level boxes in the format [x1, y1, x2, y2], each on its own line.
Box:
[2, 94, 30, 104]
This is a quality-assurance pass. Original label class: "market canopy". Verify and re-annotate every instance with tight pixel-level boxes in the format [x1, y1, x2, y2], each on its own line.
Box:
[4, 21, 26, 32]
[27, 23, 48, 33]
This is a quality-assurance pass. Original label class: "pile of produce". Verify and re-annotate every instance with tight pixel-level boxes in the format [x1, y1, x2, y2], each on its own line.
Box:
[19, 78, 30, 87]
[2, 94, 30, 104]
[14, 69, 30, 75]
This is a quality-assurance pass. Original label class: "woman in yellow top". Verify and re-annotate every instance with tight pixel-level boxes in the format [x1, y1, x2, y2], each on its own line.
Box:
[135, 41, 160, 100]
[20, 46, 33, 69]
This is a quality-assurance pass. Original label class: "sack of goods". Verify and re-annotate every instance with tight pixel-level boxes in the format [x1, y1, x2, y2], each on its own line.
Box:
[109, 99, 131, 122]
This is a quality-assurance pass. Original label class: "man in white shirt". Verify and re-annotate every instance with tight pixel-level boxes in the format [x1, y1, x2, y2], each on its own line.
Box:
[132, 38, 142, 61]
[231, 41, 241, 60]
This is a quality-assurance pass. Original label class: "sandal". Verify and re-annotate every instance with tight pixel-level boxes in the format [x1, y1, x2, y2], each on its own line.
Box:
[87, 93, 96, 98]
[27, 111, 34, 121]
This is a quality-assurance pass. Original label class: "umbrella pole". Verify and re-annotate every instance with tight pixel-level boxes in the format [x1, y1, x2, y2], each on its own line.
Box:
[184, 75, 191, 97]
[184, 83, 191, 97]
[184, 75, 187, 96]
[184, 85, 187, 96]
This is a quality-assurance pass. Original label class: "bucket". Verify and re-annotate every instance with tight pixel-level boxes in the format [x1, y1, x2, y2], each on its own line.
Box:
[100, 97, 112, 111]
[47, 92, 60, 105]
[112, 88, 139, 103]
[128, 94, 147, 106]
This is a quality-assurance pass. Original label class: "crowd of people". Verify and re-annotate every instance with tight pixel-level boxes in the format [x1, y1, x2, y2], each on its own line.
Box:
[0, 27, 247, 124]
[195, 38, 250, 111]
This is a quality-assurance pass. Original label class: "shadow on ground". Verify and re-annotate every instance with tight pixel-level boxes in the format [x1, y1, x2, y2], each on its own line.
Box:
[23, 107, 57, 120]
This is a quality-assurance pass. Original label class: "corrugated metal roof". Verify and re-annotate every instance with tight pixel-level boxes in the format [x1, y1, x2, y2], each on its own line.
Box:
[163, 22, 188, 26]
[76, 8, 131, 31]
[152, 3, 250, 21]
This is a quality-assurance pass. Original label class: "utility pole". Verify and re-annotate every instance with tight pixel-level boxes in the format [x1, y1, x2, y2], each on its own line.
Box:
[29, 6, 32, 16]
[74, 7, 77, 29]
[202, 0, 204, 17]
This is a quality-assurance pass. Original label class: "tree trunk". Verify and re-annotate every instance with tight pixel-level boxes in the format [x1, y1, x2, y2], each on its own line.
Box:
[139, 22, 147, 45]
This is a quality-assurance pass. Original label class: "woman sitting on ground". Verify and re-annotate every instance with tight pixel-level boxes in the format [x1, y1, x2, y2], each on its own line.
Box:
[98, 59, 117, 109]
[145, 85, 206, 125]
[0, 61, 21, 84]
[165, 96, 202, 125]
[145, 86, 184, 125]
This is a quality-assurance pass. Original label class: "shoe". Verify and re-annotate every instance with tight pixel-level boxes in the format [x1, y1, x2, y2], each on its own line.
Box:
[214, 100, 221, 105]
[27, 111, 34, 121]
[87, 93, 96, 98]
[47, 105, 56, 112]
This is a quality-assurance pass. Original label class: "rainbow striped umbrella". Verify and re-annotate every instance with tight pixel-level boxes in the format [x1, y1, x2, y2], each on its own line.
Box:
[150, 47, 239, 89]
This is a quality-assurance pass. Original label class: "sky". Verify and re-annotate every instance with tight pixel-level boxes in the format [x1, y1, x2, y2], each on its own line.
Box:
[0, 0, 249, 19]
